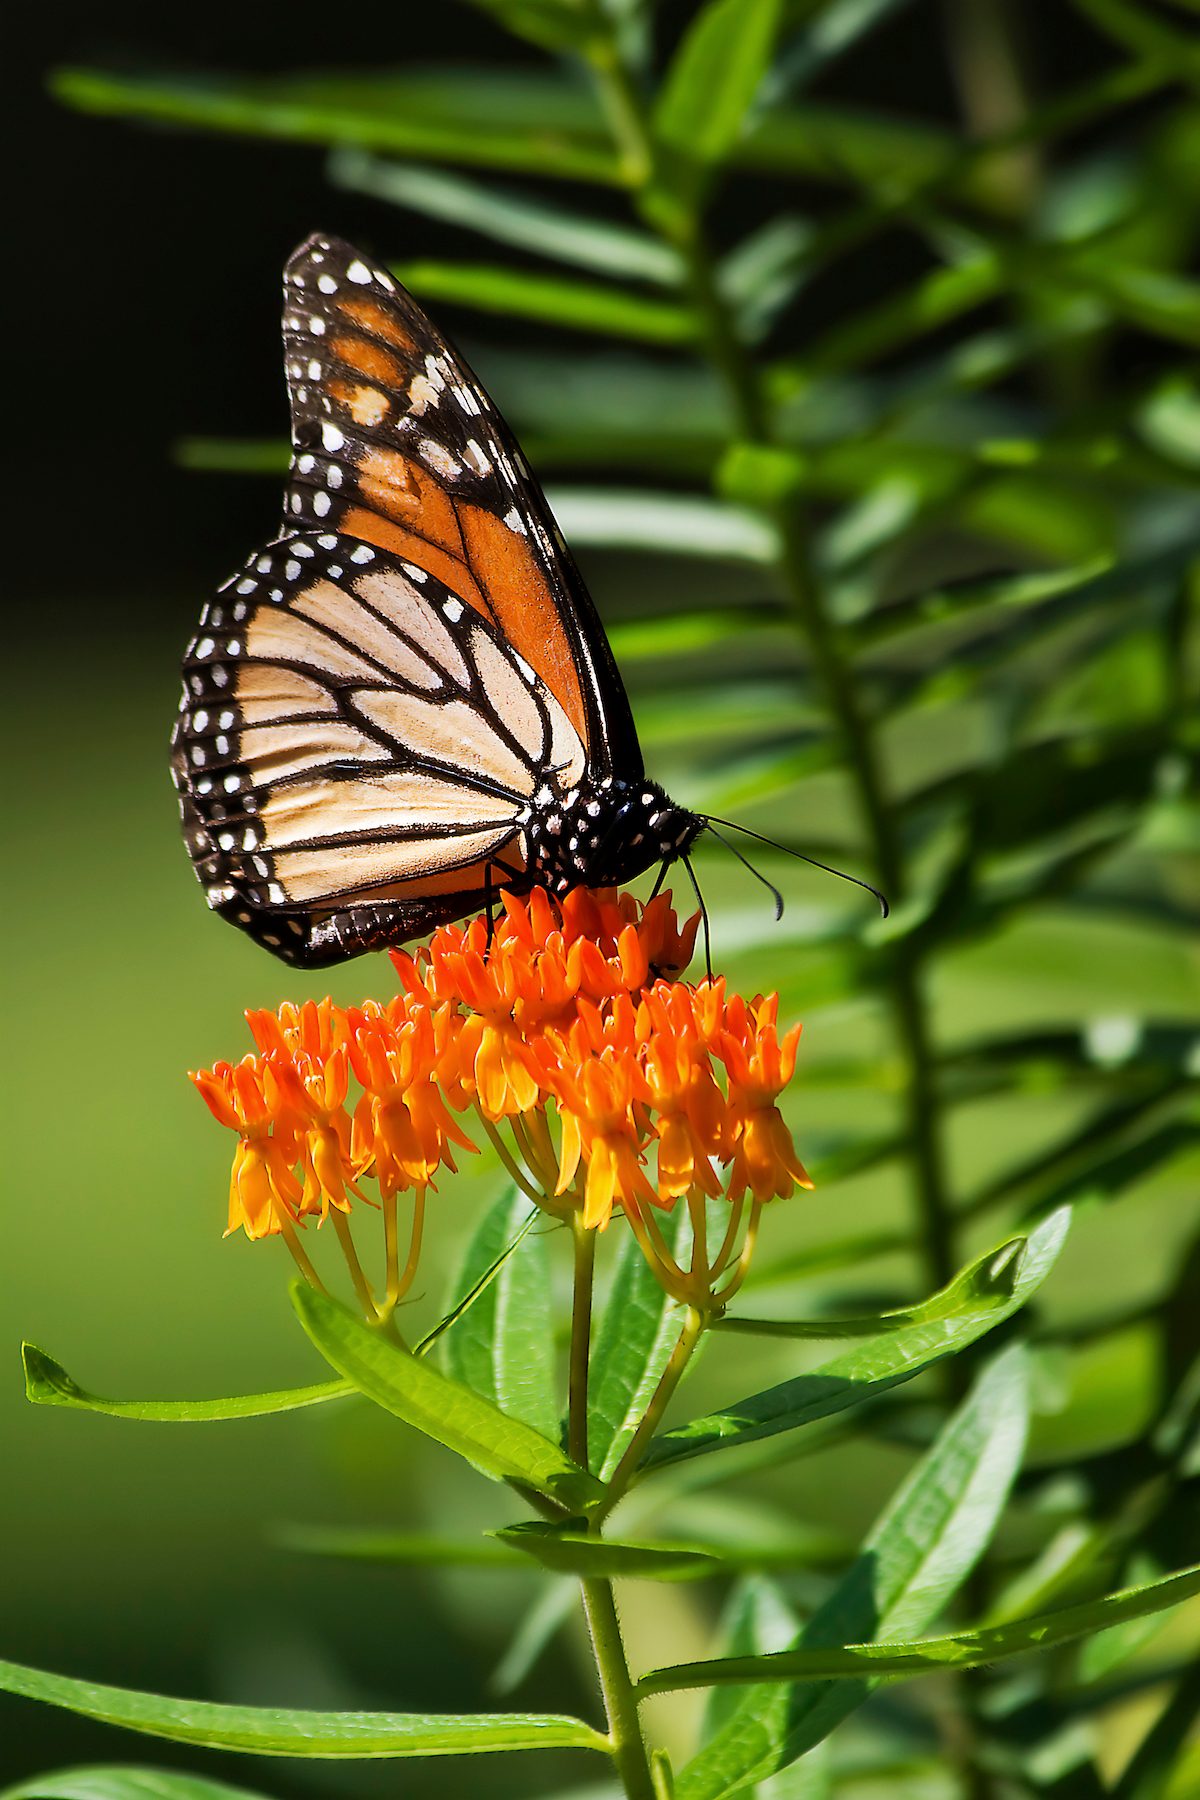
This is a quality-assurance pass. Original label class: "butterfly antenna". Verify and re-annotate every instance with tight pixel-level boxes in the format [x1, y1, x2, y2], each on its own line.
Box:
[704, 822, 784, 921]
[681, 851, 713, 981]
[701, 814, 889, 918]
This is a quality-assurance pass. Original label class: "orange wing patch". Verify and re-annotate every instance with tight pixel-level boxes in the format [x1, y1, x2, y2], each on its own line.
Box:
[337, 293, 416, 350]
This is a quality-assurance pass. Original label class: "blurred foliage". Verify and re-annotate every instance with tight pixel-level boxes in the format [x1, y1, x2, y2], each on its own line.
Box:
[9, 0, 1199, 1795]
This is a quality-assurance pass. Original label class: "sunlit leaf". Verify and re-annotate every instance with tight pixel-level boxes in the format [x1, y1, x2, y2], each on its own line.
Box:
[675, 1346, 1032, 1797]
[21, 1343, 350, 1422]
[440, 1187, 559, 1437]
[642, 1211, 1067, 1472]
[292, 1287, 601, 1508]
[0, 1656, 607, 1758]
[0, 1772, 270, 1800]
[641, 1560, 1200, 1693]
[330, 149, 684, 285]
[713, 1227, 1024, 1339]
[546, 488, 780, 562]
[392, 259, 698, 344]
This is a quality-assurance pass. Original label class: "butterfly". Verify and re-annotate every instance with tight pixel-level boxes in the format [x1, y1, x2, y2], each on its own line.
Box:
[171, 234, 706, 967]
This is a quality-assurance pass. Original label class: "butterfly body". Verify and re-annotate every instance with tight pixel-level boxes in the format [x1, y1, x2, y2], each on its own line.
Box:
[172, 235, 701, 967]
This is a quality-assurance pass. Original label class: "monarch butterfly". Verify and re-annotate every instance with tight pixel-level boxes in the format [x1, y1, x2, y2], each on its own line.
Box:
[172, 235, 883, 967]
[170, 233, 710, 968]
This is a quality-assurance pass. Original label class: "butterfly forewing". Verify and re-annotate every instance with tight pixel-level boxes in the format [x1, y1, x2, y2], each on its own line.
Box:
[280, 234, 640, 776]
[173, 234, 701, 966]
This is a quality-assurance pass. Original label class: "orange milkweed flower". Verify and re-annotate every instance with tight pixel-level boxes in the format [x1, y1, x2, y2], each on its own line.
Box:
[720, 1003, 813, 1203]
[190, 886, 811, 1314]
[547, 1049, 659, 1230]
[348, 1000, 475, 1195]
[190, 1055, 302, 1240]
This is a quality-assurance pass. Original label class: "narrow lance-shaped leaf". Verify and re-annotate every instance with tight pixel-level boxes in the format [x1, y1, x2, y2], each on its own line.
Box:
[546, 489, 779, 564]
[329, 149, 684, 286]
[0, 1772, 272, 1800]
[640, 1561, 1200, 1693]
[713, 1228, 1026, 1339]
[653, 0, 783, 208]
[292, 1285, 602, 1510]
[21, 1343, 351, 1422]
[643, 1209, 1068, 1473]
[496, 1523, 753, 1583]
[50, 66, 622, 185]
[676, 1345, 1033, 1800]
[0, 1655, 606, 1759]
[393, 260, 698, 345]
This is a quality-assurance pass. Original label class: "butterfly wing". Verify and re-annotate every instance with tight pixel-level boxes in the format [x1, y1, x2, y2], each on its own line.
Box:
[171, 531, 587, 966]
[279, 233, 642, 779]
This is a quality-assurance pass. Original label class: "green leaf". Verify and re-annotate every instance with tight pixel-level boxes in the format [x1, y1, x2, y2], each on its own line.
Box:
[640, 1561, 1200, 1694]
[653, 0, 783, 205]
[455, 0, 594, 53]
[675, 1346, 1032, 1798]
[1113, 1663, 1200, 1800]
[768, 0, 918, 97]
[50, 65, 621, 185]
[0, 1656, 606, 1758]
[546, 489, 779, 563]
[330, 150, 684, 286]
[0, 1771, 270, 1800]
[440, 1187, 559, 1438]
[393, 260, 698, 344]
[291, 1286, 602, 1509]
[21, 1343, 350, 1422]
[276, 1525, 521, 1567]
[643, 1210, 1068, 1473]
[713, 1229, 1025, 1339]
[494, 1523, 728, 1581]
[588, 1206, 690, 1477]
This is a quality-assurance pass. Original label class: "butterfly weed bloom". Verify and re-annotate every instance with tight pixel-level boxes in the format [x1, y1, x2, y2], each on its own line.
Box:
[191, 888, 812, 1322]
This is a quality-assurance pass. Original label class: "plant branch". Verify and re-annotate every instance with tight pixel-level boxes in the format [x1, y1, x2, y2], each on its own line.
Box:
[581, 1577, 657, 1800]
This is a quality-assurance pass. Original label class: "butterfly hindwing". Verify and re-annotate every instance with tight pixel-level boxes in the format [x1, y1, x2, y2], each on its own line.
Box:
[280, 234, 641, 777]
[171, 530, 586, 965]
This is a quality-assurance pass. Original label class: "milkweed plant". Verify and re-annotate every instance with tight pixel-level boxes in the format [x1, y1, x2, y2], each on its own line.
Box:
[10, 2, 1199, 1798]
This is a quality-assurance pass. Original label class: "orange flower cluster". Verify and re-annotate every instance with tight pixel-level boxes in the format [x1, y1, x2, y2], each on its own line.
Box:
[192, 888, 811, 1308]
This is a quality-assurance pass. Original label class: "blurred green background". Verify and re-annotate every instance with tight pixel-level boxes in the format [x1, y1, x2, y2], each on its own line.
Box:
[5, 0, 1199, 1794]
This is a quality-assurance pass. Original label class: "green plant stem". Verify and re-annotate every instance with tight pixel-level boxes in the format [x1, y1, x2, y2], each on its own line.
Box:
[585, 39, 956, 1297]
[567, 1206, 657, 1798]
[603, 1305, 707, 1511]
[581, 1577, 657, 1800]
[570, 1217, 597, 1470]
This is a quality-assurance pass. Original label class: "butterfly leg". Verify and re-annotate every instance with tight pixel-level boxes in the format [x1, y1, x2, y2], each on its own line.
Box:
[682, 852, 713, 982]
[481, 856, 527, 955]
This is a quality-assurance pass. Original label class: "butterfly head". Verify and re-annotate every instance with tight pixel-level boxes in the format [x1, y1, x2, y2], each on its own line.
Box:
[523, 776, 702, 896]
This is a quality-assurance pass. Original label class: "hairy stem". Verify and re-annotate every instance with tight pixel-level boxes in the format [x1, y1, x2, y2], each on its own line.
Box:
[581, 1577, 657, 1800]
